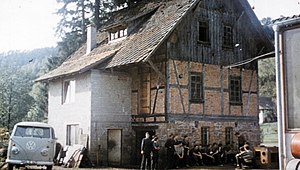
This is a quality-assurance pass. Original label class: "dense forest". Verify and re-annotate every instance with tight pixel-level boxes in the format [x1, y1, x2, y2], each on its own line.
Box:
[0, 1, 276, 131]
[0, 48, 57, 130]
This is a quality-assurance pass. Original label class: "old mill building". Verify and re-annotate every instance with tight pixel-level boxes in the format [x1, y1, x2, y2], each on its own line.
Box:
[37, 0, 273, 166]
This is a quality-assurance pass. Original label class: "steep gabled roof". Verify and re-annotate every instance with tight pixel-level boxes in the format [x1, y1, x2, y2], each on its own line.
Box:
[37, 0, 271, 82]
[37, 0, 200, 81]
[104, 0, 201, 68]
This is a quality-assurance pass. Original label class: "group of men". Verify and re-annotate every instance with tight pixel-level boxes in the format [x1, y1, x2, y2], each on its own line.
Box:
[140, 132, 254, 169]
[165, 134, 227, 168]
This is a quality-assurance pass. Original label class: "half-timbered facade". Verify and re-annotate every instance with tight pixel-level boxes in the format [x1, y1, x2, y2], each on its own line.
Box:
[37, 0, 273, 167]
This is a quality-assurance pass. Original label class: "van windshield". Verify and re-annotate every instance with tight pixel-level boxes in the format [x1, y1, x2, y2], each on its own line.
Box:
[14, 126, 51, 138]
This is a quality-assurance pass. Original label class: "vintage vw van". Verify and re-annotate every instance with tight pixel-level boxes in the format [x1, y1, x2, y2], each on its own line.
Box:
[6, 122, 56, 170]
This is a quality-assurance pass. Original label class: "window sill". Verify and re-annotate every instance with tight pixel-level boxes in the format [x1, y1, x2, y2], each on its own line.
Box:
[197, 41, 211, 46]
[229, 102, 243, 106]
[190, 99, 204, 104]
[222, 45, 233, 50]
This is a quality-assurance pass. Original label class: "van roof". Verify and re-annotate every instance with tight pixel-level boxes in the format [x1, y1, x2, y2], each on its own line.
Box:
[14, 122, 53, 128]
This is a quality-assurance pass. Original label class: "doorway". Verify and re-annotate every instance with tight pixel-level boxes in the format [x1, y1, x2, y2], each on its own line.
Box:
[107, 129, 122, 166]
[135, 129, 156, 165]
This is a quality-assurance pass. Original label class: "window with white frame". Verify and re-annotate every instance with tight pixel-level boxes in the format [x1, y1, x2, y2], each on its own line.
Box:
[66, 124, 79, 146]
[109, 28, 128, 41]
[63, 80, 75, 104]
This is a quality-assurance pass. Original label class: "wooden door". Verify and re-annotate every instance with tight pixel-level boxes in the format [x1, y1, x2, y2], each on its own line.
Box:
[107, 129, 122, 166]
[139, 71, 150, 114]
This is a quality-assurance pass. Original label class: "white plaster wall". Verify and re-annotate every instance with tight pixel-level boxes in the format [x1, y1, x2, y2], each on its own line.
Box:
[48, 72, 91, 147]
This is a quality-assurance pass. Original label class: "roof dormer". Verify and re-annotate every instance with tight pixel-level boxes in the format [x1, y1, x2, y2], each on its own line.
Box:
[107, 25, 128, 42]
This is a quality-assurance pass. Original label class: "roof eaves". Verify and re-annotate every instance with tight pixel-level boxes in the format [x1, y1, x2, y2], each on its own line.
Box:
[78, 48, 120, 73]
[35, 70, 80, 82]
[35, 48, 120, 82]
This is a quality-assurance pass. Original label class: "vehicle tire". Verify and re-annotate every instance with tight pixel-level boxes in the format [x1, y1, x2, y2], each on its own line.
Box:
[8, 163, 14, 170]
[46, 165, 53, 170]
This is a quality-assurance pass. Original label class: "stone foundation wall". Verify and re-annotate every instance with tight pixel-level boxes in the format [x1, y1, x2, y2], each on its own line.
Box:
[156, 121, 260, 148]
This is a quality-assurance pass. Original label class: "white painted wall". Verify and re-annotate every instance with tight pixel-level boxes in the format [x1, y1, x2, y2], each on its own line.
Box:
[48, 72, 92, 147]
[48, 69, 133, 164]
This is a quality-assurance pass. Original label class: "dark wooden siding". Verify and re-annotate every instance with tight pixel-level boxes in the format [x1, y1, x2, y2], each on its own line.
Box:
[167, 0, 266, 69]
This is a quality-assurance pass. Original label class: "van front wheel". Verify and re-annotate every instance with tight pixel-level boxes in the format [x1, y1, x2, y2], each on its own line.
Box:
[46, 165, 53, 170]
[8, 163, 14, 170]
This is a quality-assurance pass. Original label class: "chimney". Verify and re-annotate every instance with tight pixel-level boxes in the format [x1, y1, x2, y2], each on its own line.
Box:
[86, 24, 97, 54]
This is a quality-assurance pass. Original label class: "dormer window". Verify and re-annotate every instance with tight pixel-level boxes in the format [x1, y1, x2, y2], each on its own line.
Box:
[109, 27, 128, 41]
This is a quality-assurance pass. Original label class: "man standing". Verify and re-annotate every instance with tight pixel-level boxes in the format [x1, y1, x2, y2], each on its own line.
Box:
[164, 133, 175, 169]
[182, 135, 191, 167]
[235, 132, 246, 148]
[141, 132, 153, 170]
[151, 136, 160, 170]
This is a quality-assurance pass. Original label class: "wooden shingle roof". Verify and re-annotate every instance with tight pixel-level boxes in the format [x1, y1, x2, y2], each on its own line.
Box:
[37, 0, 200, 81]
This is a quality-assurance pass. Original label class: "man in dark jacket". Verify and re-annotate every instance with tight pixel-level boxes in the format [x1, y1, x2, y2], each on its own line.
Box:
[164, 133, 175, 169]
[141, 132, 153, 170]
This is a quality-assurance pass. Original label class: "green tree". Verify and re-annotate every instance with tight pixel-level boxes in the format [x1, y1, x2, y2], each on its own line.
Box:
[24, 82, 48, 122]
[0, 67, 34, 130]
[0, 48, 57, 126]
[261, 17, 274, 44]
[258, 17, 275, 98]
[258, 58, 276, 98]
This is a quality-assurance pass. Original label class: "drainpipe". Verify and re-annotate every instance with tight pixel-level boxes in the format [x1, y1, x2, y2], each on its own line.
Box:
[273, 24, 284, 170]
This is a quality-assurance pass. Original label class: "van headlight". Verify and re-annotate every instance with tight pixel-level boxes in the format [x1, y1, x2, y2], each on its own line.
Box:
[41, 148, 49, 156]
[11, 147, 20, 155]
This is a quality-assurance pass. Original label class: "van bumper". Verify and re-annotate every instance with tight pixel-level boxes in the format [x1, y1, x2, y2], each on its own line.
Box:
[6, 159, 54, 166]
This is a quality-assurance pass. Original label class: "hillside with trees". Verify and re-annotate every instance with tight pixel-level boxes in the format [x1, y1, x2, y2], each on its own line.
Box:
[0, 48, 57, 130]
